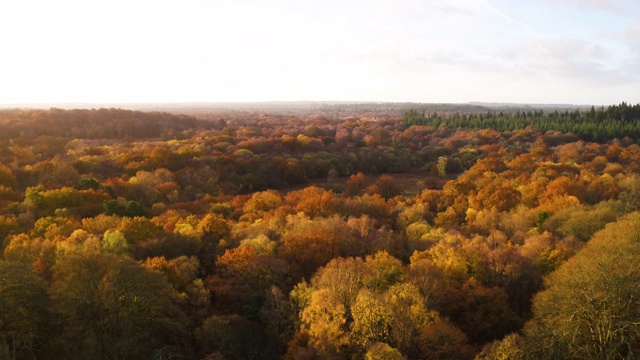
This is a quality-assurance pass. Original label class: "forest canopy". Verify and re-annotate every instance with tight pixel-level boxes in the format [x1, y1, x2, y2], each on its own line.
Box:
[0, 103, 639, 359]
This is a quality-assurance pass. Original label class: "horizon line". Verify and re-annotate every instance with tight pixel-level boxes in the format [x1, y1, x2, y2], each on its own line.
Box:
[0, 100, 604, 109]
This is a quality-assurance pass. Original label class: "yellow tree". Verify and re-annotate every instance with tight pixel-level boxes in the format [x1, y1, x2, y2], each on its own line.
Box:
[524, 212, 640, 359]
[300, 289, 349, 358]
[117, 216, 160, 247]
[364, 342, 403, 360]
[241, 190, 283, 222]
[362, 251, 405, 294]
[475, 333, 525, 360]
[383, 283, 436, 354]
[350, 289, 392, 350]
[311, 256, 367, 311]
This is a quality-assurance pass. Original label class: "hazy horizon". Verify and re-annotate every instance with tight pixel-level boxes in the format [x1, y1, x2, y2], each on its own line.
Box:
[0, 100, 599, 111]
[1, 0, 639, 105]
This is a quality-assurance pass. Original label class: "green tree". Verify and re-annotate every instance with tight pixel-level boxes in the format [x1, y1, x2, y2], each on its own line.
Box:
[103, 199, 126, 216]
[76, 177, 100, 190]
[124, 200, 146, 217]
[102, 229, 131, 256]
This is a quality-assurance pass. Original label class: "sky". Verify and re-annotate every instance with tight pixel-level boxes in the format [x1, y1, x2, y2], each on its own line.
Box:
[1, 0, 639, 105]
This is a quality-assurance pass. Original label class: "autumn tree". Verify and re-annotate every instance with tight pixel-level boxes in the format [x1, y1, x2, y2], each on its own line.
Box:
[0, 215, 19, 253]
[472, 183, 522, 212]
[50, 253, 186, 360]
[383, 283, 436, 355]
[101, 229, 131, 256]
[242, 190, 283, 218]
[0, 261, 48, 360]
[364, 342, 403, 360]
[342, 194, 392, 226]
[197, 213, 231, 244]
[116, 216, 159, 251]
[279, 214, 360, 279]
[197, 213, 231, 272]
[344, 172, 368, 197]
[144, 255, 200, 292]
[300, 288, 350, 358]
[416, 317, 473, 360]
[447, 278, 519, 344]
[538, 176, 586, 211]
[351, 289, 393, 349]
[371, 175, 403, 199]
[311, 256, 367, 311]
[195, 314, 279, 360]
[523, 212, 640, 359]
[361, 251, 405, 294]
[0, 164, 17, 189]
[407, 256, 448, 312]
[259, 286, 296, 350]
[207, 246, 286, 317]
[475, 333, 525, 360]
[437, 156, 448, 176]
[284, 186, 339, 218]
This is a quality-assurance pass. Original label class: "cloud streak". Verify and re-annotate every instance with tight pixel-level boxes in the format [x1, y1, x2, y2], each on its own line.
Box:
[480, 0, 539, 34]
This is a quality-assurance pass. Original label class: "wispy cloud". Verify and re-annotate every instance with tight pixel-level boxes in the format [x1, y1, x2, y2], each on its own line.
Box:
[480, 0, 539, 34]
[524, 38, 634, 85]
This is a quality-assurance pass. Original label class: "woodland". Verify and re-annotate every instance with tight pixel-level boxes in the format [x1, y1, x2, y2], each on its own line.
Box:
[1, 102, 640, 359]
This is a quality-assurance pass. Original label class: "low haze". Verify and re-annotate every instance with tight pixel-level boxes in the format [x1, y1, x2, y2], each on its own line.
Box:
[1, 0, 639, 105]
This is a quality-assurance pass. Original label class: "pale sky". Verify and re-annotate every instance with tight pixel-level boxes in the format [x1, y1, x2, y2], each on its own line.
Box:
[1, 0, 639, 105]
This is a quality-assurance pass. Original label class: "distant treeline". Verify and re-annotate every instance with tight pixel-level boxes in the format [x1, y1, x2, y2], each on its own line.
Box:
[403, 102, 640, 142]
[0, 108, 218, 140]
